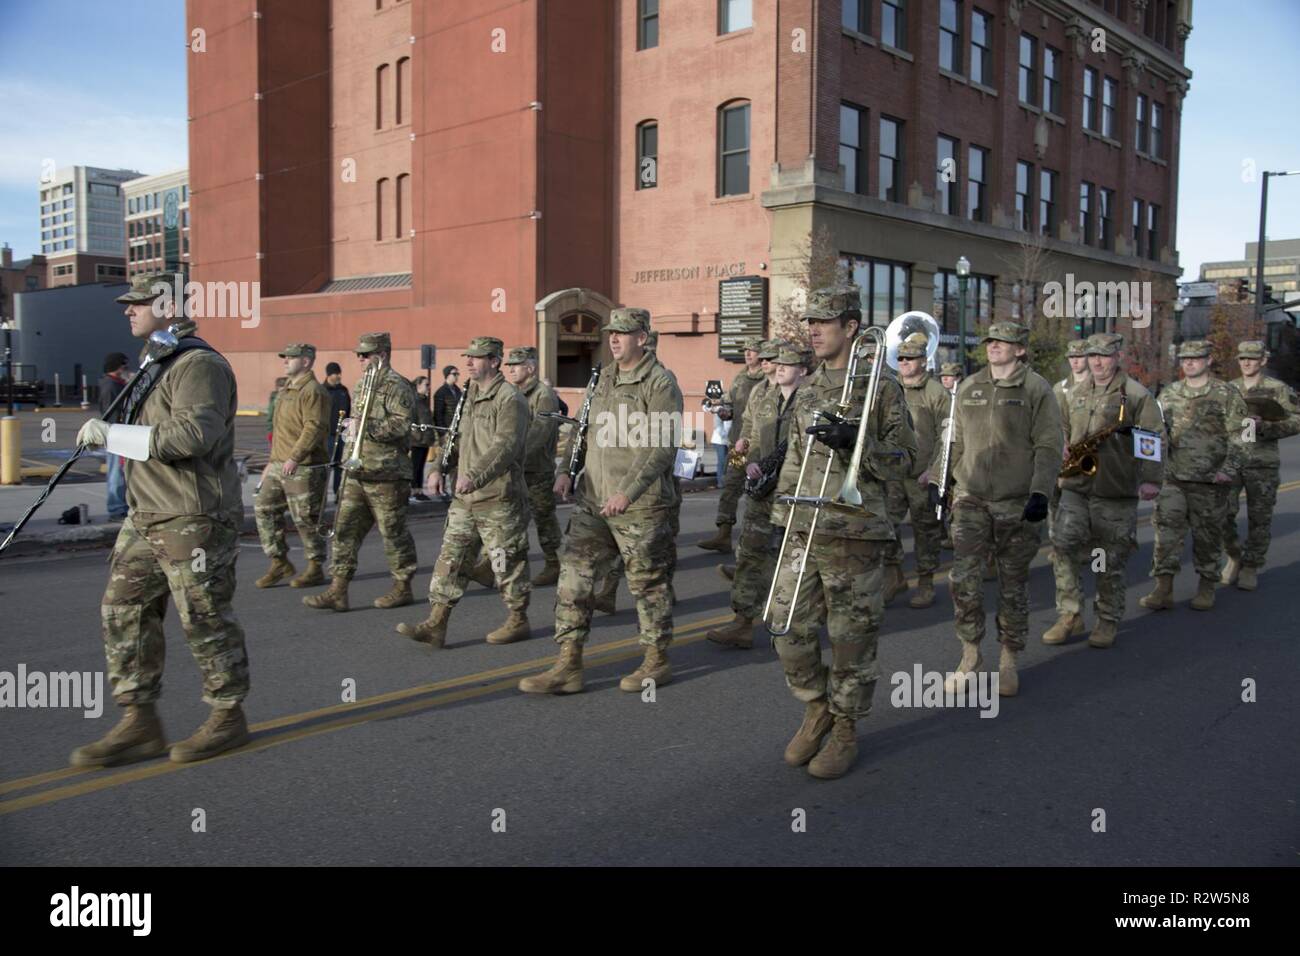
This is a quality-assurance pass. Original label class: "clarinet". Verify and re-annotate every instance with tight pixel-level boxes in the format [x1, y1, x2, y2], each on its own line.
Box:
[565, 363, 601, 483]
[744, 439, 788, 500]
[439, 387, 468, 471]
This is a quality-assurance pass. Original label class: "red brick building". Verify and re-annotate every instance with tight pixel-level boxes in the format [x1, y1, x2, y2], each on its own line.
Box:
[188, 0, 1192, 410]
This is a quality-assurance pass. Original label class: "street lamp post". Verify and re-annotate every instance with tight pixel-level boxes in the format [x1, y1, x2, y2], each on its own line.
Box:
[955, 255, 971, 374]
[2, 320, 13, 417]
[1255, 170, 1299, 322]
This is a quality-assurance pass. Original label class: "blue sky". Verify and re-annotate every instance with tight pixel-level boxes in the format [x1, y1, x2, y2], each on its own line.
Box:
[0, 0, 1295, 282]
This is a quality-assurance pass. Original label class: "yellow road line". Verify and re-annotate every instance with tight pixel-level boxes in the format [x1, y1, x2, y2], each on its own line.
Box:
[0, 612, 733, 807]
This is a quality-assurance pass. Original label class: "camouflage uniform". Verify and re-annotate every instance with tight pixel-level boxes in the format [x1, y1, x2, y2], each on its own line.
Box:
[947, 324, 1062, 652]
[768, 297, 917, 719]
[714, 348, 766, 529]
[1150, 343, 1248, 581]
[255, 345, 331, 564]
[554, 313, 683, 649]
[1222, 342, 1300, 572]
[97, 297, 249, 709]
[329, 334, 419, 583]
[428, 338, 531, 612]
[516, 374, 563, 563]
[1048, 342, 1092, 617]
[1051, 335, 1164, 625]
[884, 342, 949, 577]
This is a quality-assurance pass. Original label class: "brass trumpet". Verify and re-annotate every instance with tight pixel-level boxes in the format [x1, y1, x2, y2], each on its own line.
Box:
[763, 325, 888, 637]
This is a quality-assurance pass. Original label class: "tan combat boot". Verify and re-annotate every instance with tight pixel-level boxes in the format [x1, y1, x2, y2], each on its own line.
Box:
[1190, 576, 1216, 611]
[289, 559, 326, 588]
[619, 646, 672, 692]
[1088, 619, 1118, 649]
[255, 556, 296, 589]
[373, 578, 414, 609]
[807, 716, 858, 779]
[1220, 554, 1241, 586]
[883, 564, 908, 604]
[706, 615, 754, 649]
[783, 698, 833, 767]
[468, 559, 496, 589]
[943, 643, 983, 695]
[593, 577, 618, 615]
[1139, 574, 1174, 611]
[698, 523, 734, 553]
[303, 576, 350, 611]
[718, 565, 736, 581]
[69, 704, 166, 768]
[1042, 612, 1084, 645]
[1236, 566, 1258, 591]
[169, 704, 250, 763]
[486, 609, 530, 645]
[998, 645, 1019, 697]
[518, 642, 584, 694]
[396, 603, 451, 648]
[908, 573, 935, 609]
[531, 557, 560, 587]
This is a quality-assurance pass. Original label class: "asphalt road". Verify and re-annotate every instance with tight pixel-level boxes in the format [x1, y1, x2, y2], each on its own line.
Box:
[1, 446, 1297, 866]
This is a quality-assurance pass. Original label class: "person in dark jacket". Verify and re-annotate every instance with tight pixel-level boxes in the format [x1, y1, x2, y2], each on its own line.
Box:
[98, 352, 132, 519]
[323, 361, 351, 497]
[433, 365, 462, 429]
[410, 375, 435, 501]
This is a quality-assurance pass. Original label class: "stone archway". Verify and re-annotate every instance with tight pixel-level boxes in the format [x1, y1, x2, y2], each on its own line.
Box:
[534, 287, 615, 387]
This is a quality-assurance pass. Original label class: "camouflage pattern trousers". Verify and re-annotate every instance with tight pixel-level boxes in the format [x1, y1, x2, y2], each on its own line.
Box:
[884, 478, 943, 575]
[949, 495, 1043, 650]
[1223, 466, 1279, 569]
[716, 455, 745, 527]
[1049, 490, 1138, 624]
[555, 504, 675, 648]
[101, 514, 249, 708]
[524, 470, 563, 561]
[768, 533, 886, 720]
[254, 460, 327, 563]
[1151, 479, 1229, 580]
[731, 496, 776, 618]
[329, 478, 418, 582]
[430, 498, 531, 611]
[594, 494, 680, 596]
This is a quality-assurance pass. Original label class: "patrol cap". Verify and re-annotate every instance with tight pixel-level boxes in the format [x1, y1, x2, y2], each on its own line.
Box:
[982, 321, 1028, 345]
[1177, 339, 1212, 359]
[741, 335, 764, 353]
[939, 362, 964, 378]
[463, 336, 504, 358]
[278, 343, 317, 359]
[1237, 341, 1267, 360]
[774, 347, 806, 366]
[757, 338, 782, 360]
[1066, 339, 1090, 358]
[895, 331, 930, 359]
[603, 307, 651, 333]
[1085, 332, 1123, 356]
[356, 331, 392, 354]
[802, 286, 862, 321]
[503, 346, 538, 365]
[116, 271, 185, 304]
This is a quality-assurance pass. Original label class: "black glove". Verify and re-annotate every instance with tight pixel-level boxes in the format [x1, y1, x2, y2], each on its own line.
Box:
[927, 483, 943, 513]
[1022, 492, 1049, 523]
[806, 411, 857, 451]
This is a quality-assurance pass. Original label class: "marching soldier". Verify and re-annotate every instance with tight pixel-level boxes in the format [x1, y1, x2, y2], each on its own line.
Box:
[718, 337, 781, 582]
[503, 346, 564, 586]
[767, 287, 917, 780]
[519, 307, 683, 695]
[1045, 338, 1092, 635]
[937, 322, 1061, 697]
[254, 343, 331, 589]
[1141, 340, 1248, 612]
[882, 331, 950, 609]
[397, 337, 532, 646]
[939, 361, 964, 393]
[304, 332, 418, 612]
[699, 335, 766, 554]
[1043, 333, 1163, 648]
[708, 342, 804, 648]
[1220, 341, 1300, 590]
[70, 272, 251, 766]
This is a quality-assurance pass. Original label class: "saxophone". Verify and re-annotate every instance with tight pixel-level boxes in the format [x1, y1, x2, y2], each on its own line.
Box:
[1060, 393, 1127, 479]
[744, 439, 787, 499]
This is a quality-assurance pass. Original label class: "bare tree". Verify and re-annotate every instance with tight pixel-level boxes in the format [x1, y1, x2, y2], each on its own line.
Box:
[997, 231, 1066, 380]
[771, 224, 846, 351]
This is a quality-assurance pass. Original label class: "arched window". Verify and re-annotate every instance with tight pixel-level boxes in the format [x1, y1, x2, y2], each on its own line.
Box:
[717, 100, 750, 196]
[396, 57, 411, 126]
[396, 173, 411, 239]
[636, 121, 658, 190]
[376, 63, 390, 129]
[376, 177, 389, 240]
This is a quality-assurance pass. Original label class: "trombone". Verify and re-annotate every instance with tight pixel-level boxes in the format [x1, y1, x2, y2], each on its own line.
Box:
[324, 358, 382, 539]
[762, 325, 888, 637]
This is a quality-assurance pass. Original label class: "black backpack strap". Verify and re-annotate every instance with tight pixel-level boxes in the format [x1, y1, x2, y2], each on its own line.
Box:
[118, 336, 217, 425]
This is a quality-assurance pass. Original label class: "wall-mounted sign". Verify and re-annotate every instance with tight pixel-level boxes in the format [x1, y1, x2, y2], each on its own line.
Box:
[718, 275, 767, 362]
[630, 261, 747, 284]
